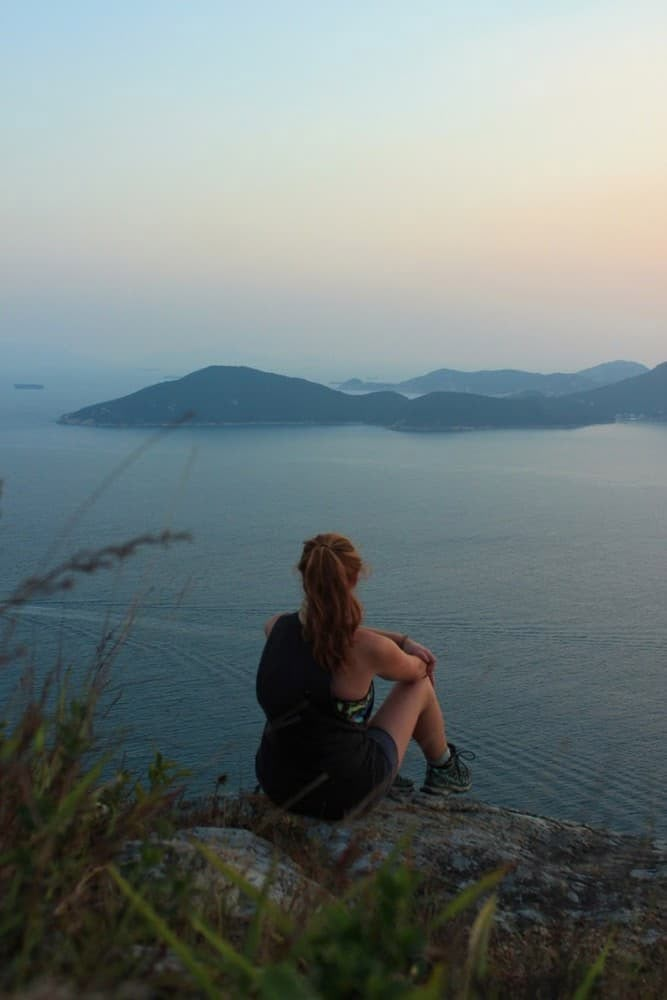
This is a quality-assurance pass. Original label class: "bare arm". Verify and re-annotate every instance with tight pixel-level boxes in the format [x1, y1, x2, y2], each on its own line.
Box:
[357, 629, 430, 683]
[364, 626, 436, 668]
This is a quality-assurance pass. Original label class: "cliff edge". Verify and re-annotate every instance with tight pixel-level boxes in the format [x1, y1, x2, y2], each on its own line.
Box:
[178, 793, 666, 948]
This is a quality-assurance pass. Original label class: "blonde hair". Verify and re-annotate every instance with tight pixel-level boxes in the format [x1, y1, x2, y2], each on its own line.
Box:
[297, 533, 364, 671]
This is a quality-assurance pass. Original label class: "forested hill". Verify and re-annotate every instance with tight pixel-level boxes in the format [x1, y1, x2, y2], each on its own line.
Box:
[59, 362, 667, 430]
[546, 360, 667, 424]
[60, 366, 377, 426]
[338, 360, 649, 396]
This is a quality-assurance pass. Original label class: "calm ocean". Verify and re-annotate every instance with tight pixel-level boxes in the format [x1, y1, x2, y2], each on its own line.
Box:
[1, 376, 666, 836]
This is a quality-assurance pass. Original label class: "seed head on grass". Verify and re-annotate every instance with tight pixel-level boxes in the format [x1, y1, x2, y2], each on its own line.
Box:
[0, 530, 192, 615]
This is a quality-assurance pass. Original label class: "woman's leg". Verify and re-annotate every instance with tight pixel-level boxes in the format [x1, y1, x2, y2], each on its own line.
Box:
[369, 676, 447, 767]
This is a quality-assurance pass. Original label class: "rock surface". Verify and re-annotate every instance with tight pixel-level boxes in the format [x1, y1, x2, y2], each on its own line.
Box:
[174, 826, 330, 916]
[181, 793, 666, 946]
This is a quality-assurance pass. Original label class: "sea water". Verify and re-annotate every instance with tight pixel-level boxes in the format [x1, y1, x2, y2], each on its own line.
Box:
[1, 379, 665, 836]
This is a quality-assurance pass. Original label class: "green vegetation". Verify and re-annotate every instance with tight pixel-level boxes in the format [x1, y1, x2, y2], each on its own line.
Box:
[0, 538, 662, 997]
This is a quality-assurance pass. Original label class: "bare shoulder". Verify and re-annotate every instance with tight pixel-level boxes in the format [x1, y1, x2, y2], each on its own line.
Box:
[354, 627, 395, 659]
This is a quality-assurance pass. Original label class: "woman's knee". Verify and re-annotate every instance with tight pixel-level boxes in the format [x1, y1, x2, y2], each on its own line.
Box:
[392, 675, 433, 707]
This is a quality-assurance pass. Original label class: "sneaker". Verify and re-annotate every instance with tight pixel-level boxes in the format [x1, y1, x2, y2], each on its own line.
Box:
[420, 743, 474, 797]
[388, 772, 414, 800]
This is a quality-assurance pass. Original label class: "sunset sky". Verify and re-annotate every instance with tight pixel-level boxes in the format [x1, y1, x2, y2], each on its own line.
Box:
[3, 1, 666, 380]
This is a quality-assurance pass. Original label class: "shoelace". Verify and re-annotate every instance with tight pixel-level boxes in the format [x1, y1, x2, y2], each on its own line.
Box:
[446, 745, 476, 773]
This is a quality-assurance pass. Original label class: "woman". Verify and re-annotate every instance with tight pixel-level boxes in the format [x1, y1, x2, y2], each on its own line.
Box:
[255, 533, 472, 820]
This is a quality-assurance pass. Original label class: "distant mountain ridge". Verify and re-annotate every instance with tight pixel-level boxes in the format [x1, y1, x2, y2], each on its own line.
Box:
[59, 362, 667, 431]
[337, 360, 648, 397]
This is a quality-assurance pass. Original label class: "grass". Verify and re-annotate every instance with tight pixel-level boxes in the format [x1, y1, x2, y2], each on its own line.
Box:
[1, 536, 664, 998]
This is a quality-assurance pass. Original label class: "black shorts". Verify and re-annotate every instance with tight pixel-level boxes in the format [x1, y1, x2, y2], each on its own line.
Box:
[367, 725, 399, 774]
[256, 722, 399, 821]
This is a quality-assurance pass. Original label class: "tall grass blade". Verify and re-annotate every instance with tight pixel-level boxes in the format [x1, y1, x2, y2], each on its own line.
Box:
[109, 864, 218, 999]
[258, 962, 317, 999]
[432, 866, 507, 928]
[464, 893, 496, 995]
[406, 962, 446, 998]
[43, 758, 106, 833]
[190, 913, 258, 985]
[572, 937, 613, 1000]
[195, 840, 295, 936]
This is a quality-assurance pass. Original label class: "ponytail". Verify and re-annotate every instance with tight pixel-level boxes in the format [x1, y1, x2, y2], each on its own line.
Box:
[297, 533, 364, 671]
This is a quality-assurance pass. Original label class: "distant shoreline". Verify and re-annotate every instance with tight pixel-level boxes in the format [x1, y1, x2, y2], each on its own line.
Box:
[56, 361, 667, 431]
[57, 415, 667, 433]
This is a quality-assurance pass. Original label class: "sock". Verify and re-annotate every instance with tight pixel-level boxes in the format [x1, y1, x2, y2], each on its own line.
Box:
[428, 747, 452, 768]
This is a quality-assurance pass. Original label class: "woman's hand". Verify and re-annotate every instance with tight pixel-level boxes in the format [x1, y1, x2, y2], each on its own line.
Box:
[362, 628, 439, 684]
[403, 638, 436, 667]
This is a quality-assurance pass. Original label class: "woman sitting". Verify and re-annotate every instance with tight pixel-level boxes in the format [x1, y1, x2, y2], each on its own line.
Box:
[255, 533, 472, 820]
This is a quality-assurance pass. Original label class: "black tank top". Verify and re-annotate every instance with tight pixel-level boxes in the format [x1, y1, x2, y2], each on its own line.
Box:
[256, 612, 333, 723]
[255, 613, 393, 819]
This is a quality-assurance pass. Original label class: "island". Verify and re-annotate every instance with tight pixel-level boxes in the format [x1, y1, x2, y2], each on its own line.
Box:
[336, 360, 649, 396]
[58, 361, 667, 431]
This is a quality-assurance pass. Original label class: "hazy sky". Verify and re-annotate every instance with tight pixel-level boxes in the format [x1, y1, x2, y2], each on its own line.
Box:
[3, 1, 666, 381]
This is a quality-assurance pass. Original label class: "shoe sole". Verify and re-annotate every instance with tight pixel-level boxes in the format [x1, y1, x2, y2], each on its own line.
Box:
[418, 784, 471, 796]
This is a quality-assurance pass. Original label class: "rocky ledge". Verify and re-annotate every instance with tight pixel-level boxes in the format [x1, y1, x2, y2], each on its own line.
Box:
[170, 792, 665, 951]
